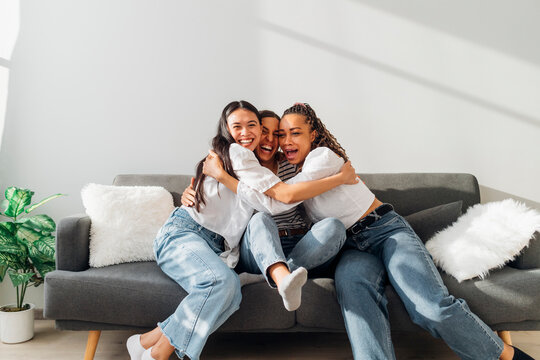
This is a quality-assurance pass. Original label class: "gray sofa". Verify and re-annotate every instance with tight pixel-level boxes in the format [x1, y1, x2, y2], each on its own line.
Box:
[43, 173, 540, 358]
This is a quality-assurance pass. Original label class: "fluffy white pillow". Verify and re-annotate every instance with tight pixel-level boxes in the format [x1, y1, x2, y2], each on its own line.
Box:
[81, 183, 174, 267]
[426, 199, 540, 282]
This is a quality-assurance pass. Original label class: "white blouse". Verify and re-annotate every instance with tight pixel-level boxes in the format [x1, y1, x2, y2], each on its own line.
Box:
[183, 143, 280, 267]
[237, 147, 375, 229]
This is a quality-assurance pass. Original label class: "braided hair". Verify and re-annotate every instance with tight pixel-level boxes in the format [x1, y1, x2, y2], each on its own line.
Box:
[282, 103, 348, 161]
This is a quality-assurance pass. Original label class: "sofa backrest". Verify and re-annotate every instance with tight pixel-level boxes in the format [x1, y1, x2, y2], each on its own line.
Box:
[361, 173, 479, 216]
[113, 173, 480, 216]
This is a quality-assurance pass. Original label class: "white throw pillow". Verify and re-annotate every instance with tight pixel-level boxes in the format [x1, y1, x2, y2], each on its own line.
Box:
[425, 199, 540, 282]
[81, 183, 174, 267]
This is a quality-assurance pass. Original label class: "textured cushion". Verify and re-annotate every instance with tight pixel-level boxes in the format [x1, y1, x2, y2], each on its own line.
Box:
[404, 201, 463, 242]
[81, 184, 174, 267]
[426, 199, 540, 282]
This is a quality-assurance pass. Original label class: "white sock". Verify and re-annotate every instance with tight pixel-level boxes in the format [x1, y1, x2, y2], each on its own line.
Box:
[278, 267, 308, 311]
[238, 272, 265, 287]
[126, 334, 145, 360]
[141, 347, 156, 360]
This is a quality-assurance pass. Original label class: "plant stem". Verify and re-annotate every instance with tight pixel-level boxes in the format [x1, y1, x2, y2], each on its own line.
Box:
[20, 281, 28, 308]
[16, 285, 20, 309]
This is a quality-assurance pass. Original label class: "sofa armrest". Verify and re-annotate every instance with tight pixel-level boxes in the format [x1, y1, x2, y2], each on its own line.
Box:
[56, 214, 91, 271]
[510, 232, 540, 269]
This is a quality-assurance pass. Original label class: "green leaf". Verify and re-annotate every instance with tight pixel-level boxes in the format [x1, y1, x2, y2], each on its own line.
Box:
[0, 223, 18, 249]
[33, 236, 55, 260]
[27, 236, 55, 265]
[1, 200, 9, 213]
[8, 270, 34, 287]
[0, 241, 26, 258]
[0, 252, 24, 271]
[4, 187, 34, 218]
[16, 215, 56, 233]
[15, 225, 42, 244]
[33, 261, 55, 279]
[0, 264, 7, 282]
[0, 224, 22, 258]
[25, 193, 64, 214]
[0, 221, 17, 234]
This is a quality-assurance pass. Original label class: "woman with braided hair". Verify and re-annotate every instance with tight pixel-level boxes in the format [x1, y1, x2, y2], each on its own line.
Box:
[202, 102, 533, 360]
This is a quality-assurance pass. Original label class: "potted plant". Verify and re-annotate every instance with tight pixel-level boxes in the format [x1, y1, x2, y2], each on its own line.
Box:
[0, 187, 63, 343]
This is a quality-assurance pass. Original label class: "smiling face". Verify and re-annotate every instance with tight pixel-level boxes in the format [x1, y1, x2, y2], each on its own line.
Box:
[278, 113, 316, 166]
[226, 108, 262, 152]
[255, 116, 280, 165]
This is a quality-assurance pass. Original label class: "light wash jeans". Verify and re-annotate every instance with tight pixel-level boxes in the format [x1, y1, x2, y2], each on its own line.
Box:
[236, 212, 346, 287]
[153, 208, 242, 360]
[334, 210, 504, 360]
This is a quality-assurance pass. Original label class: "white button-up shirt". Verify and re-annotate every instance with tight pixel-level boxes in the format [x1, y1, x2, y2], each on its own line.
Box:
[184, 143, 280, 267]
[237, 147, 375, 229]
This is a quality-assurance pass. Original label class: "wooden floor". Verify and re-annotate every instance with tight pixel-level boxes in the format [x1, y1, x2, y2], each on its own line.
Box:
[0, 320, 539, 359]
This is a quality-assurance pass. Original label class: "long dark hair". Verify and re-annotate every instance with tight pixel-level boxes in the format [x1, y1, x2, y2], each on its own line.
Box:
[193, 100, 261, 211]
[282, 103, 348, 161]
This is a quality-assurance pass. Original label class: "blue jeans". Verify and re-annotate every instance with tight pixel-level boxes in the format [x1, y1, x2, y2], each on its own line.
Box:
[236, 212, 346, 287]
[334, 210, 504, 360]
[153, 208, 242, 360]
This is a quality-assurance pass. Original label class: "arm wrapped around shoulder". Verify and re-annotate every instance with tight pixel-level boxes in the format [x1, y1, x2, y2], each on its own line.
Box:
[55, 214, 91, 271]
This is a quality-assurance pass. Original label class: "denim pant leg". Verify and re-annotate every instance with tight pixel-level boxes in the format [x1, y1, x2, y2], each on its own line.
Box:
[360, 212, 504, 360]
[153, 215, 242, 360]
[236, 212, 286, 287]
[335, 249, 395, 360]
[286, 217, 346, 272]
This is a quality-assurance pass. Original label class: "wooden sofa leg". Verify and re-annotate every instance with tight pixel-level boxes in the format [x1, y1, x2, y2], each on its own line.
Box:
[84, 330, 102, 360]
[497, 330, 512, 345]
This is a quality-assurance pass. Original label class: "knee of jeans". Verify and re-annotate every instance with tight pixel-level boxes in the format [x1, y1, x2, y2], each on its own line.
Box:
[249, 211, 273, 225]
[319, 217, 346, 243]
[409, 294, 463, 328]
[214, 270, 242, 302]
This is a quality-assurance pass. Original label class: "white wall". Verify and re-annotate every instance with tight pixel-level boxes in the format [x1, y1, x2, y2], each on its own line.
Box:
[1, 0, 539, 308]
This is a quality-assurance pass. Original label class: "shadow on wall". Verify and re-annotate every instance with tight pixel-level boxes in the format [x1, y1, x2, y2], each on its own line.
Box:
[354, 0, 540, 66]
[258, 19, 540, 129]
[480, 185, 540, 211]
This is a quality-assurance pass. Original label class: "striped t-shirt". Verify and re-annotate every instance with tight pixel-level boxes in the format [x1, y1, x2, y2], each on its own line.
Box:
[272, 158, 310, 231]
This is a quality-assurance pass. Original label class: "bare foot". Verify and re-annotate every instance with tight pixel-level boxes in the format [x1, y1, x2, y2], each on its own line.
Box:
[140, 326, 162, 349]
[145, 334, 175, 360]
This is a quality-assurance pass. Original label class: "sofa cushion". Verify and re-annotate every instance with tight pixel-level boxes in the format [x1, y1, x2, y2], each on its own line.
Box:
[45, 262, 183, 328]
[442, 266, 540, 325]
[404, 201, 462, 243]
[44, 262, 295, 331]
[296, 278, 344, 331]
